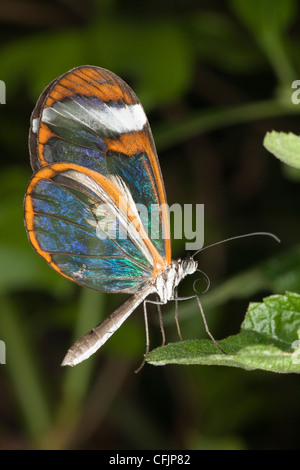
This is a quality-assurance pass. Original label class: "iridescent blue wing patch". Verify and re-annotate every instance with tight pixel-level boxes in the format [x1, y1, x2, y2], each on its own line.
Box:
[24, 163, 160, 293]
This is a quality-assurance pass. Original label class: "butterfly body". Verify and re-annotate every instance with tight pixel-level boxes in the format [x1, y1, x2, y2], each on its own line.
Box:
[61, 256, 197, 366]
[24, 65, 198, 366]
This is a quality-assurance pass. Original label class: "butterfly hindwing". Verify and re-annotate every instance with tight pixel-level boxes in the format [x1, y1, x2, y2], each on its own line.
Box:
[24, 163, 168, 292]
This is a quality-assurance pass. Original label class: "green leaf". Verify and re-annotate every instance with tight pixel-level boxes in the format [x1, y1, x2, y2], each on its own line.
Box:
[147, 292, 300, 373]
[264, 131, 300, 169]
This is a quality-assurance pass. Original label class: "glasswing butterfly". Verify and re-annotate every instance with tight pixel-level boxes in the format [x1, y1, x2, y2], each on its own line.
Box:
[24, 66, 278, 369]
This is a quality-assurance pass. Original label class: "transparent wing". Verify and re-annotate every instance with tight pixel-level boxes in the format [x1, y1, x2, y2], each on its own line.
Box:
[29, 66, 171, 263]
[24, 163, 165, 293]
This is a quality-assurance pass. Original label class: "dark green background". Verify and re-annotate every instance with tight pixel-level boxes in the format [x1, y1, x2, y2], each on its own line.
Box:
[0, 0, 300, 449]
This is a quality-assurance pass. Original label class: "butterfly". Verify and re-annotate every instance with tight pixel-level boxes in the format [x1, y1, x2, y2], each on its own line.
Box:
[23, 65, 205, 368]
[26, 65, 278, 369]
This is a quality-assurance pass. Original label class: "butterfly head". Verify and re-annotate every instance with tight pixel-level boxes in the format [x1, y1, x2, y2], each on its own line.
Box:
[153, 256, 198, 304]
[180, 255, 198, 277]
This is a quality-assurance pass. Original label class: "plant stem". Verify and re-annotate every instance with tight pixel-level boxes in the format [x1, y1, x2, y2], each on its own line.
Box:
[154, 98, 300, 151]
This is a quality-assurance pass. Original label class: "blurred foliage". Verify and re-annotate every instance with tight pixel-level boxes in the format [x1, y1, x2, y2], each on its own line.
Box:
[0, 0, 300, 450]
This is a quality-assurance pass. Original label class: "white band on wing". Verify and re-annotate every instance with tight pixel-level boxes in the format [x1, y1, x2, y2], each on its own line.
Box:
[41, 101, 147, 134]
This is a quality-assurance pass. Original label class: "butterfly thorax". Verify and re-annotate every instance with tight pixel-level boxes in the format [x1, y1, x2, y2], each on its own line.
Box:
[153, 257, 198, 304]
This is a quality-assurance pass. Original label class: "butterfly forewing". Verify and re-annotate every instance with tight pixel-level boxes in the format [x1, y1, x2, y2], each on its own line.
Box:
[28, 66, 171, 265]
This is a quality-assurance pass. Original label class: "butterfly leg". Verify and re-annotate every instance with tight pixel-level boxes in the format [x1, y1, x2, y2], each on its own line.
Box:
[156, 295, 166, 346]
[175, 294, 227, 354]
[134, 299, 151, 373]
[144, 297, 166, 346]
[194, 295, 227, 354]
[134, 297, 165, 373]
[174, 287, 183, 341]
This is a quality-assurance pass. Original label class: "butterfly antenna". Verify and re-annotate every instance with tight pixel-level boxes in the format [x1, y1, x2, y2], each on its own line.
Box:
[192, 232, 280, 258]
[190, 232, 279, 354]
